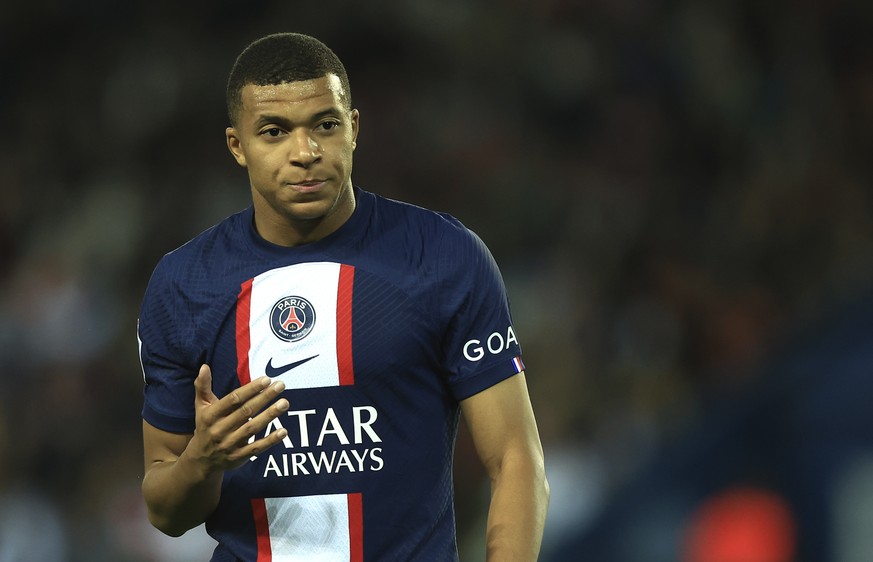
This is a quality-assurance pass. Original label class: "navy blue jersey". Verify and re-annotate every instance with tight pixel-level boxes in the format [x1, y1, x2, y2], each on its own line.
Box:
[138, 187, 524, 561]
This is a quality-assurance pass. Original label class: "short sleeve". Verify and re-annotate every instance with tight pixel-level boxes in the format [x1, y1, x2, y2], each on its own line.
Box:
[438, 222, 524, 401]
[138, 258, 198, 434]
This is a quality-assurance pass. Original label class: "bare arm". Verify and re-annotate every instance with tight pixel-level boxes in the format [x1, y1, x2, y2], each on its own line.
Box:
[460, 372, 550, 561]
[142, 364, 290, 536]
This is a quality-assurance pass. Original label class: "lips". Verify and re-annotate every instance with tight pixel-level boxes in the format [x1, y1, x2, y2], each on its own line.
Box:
[287, 179, 327, 193]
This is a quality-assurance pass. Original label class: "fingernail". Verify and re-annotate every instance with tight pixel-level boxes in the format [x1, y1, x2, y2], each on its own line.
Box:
[273, 381, 286, 391]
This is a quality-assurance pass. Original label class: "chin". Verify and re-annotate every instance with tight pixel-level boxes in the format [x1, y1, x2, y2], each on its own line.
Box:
[282, 199, 337, 222]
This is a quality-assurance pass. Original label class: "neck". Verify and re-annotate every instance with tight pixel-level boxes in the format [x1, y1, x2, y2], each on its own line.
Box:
[253, 186, 356, 247]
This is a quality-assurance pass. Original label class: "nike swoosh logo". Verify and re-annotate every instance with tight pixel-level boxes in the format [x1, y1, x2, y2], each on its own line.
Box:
[265, 355, 319, 377]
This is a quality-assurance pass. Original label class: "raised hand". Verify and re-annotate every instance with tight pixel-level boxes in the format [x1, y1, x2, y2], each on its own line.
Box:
[187, 364, 290, 474]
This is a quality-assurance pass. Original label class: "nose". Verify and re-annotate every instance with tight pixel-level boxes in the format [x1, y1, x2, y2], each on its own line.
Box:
[288, 129, 322, 168]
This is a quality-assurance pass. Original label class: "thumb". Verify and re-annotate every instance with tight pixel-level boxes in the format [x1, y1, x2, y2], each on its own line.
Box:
[193, 364, 217, 407]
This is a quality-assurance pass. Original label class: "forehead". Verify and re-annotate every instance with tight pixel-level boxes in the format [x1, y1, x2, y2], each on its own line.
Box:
[241, 75, 347, 114]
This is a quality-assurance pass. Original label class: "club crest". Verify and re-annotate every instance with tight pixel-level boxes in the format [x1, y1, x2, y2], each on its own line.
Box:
[270, 296, 316, 342]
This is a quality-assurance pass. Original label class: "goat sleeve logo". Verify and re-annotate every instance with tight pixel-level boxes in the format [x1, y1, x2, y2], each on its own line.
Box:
[270, 296, 316, 342]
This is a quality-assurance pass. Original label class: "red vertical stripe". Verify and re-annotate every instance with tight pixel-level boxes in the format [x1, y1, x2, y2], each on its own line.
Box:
[236, 278, 254, 386]
[347, 493, 363, 562]
[336, 264, 355, 386]
[251, 498, 272, 562]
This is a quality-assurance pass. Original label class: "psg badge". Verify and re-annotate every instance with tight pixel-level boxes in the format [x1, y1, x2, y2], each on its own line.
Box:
[270, 296, 316, 342]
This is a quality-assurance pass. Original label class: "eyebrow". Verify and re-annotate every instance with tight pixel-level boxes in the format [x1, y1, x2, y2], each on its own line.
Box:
[253, 109, 344, 129]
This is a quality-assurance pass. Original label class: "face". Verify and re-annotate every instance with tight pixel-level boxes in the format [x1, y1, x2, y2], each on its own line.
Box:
[226, 75, 359, 246]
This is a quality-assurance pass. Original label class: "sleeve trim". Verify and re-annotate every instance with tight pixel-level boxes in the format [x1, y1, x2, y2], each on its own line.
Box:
[450, 357, 525, 401]
[142, 403, 196, 434]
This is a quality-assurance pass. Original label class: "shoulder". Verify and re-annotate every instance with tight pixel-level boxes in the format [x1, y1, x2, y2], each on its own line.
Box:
[366, 191, 480, 251]
[360, 191, 503, 300]
[139, 210, 250, 348]
[149, 210, 248, 283]
[141, 210, 253, 320]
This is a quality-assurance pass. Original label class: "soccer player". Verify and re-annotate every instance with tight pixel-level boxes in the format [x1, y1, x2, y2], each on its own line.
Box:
[138, 32, 549, 561]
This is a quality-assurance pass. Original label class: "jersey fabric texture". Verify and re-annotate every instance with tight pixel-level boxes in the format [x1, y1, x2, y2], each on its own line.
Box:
[138, 187, 525, 561]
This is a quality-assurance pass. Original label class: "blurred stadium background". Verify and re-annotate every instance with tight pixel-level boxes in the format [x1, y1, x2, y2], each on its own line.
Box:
[2, 1, 873, 560]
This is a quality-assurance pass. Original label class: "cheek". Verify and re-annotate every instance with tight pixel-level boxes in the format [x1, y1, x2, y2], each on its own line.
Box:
[336, 144, 355, 168]
[246, 149, 281, 176]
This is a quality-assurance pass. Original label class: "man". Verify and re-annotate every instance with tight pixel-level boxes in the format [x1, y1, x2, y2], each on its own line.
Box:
[138, 32, 548, 561]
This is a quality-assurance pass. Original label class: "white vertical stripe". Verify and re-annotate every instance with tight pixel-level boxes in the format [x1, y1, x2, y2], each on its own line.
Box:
[137, 320, 146, 383]
[265, 494, 351, 561]
[248, 262, 342, 389]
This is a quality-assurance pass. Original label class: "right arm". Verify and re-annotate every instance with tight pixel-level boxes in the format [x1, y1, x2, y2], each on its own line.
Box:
[142, 364, 289, 536]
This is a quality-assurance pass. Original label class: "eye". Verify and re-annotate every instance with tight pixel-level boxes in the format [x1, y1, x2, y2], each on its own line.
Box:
[318, 120, 340, 132]
[258, 126, 287, 140]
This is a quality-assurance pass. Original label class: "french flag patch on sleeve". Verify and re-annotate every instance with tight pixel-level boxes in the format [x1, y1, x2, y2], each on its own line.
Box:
[511, 355, 525, 373]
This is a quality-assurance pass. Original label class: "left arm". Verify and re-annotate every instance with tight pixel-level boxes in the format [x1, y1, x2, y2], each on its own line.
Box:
[460, 372, 550, 561]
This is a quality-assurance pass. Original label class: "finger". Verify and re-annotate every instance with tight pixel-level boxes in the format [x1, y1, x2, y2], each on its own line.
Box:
[207, 376, 276, 420]
[190, 388, 286, 450]
[205, 378, 286, 436]
[219, 379, 287, 431]
[218, 396, 290, 465]
[228, 396, 291, 449]
[229, 416, 291, 463]
[193, 364, 217, 407]
[201, 396, 290, 470]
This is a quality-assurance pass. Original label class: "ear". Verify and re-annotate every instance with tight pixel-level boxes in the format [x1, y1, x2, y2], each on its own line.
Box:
[226, 127, 247, 167]
[350, 109, 360, 151]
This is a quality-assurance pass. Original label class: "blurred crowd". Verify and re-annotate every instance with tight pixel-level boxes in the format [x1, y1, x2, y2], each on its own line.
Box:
[2, 0, 873, 560]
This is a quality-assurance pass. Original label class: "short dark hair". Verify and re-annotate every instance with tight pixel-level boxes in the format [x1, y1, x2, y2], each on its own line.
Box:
[226, 32, 351, 125]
